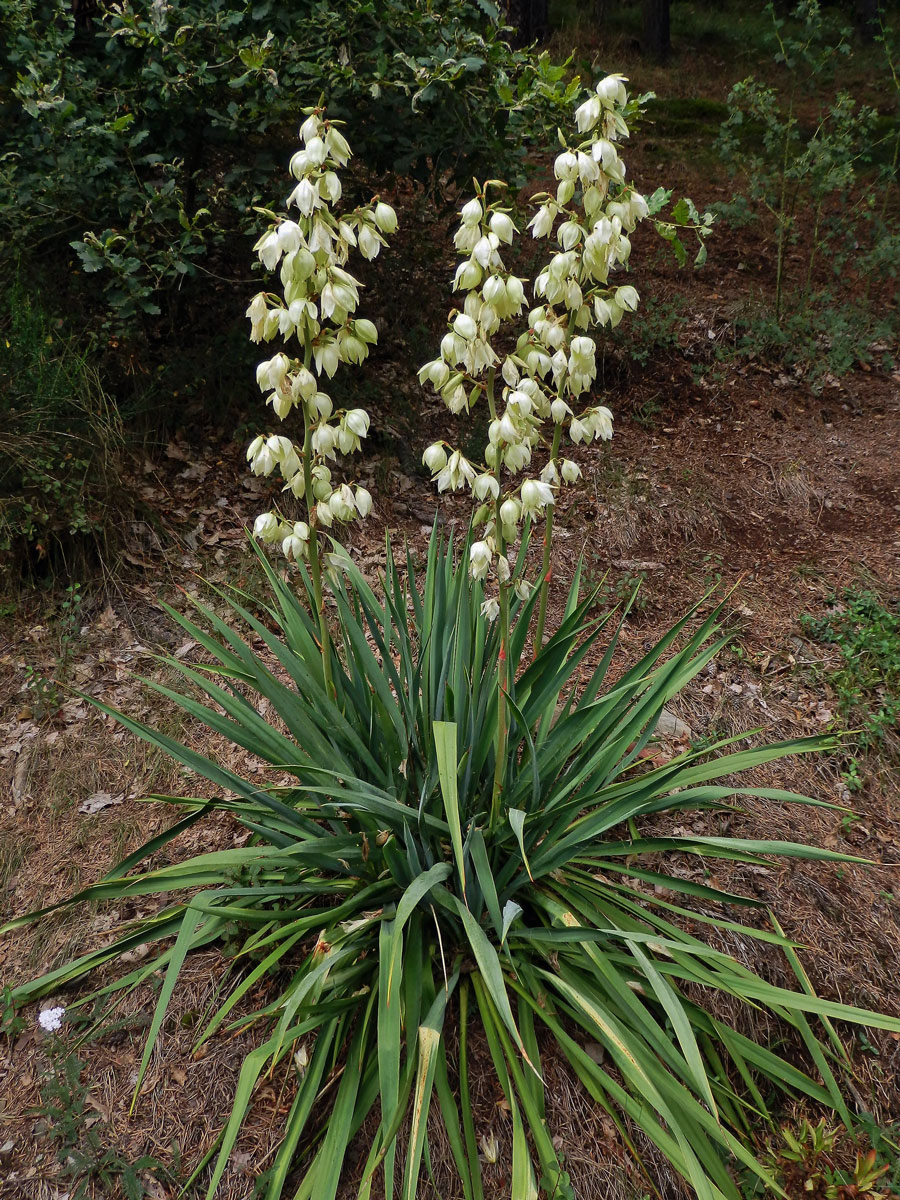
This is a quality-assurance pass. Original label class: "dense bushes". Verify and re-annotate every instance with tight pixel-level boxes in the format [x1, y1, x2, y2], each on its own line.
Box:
[0, 0, 573, 342]
[0, 283, 125, 581]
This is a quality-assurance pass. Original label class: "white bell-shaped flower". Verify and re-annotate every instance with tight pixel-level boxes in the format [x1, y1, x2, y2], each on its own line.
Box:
[469, 540, 492, 580]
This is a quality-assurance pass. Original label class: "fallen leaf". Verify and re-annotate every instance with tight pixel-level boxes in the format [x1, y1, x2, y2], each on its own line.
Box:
[79, 791, 125, 814]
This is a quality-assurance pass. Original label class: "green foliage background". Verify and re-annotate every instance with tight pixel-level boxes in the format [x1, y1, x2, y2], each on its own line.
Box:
[0, 0, 572, 340]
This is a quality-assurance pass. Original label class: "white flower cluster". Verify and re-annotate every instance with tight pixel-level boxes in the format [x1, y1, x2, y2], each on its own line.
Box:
[38, 1006, 65, 1032]
[419, 76, 651, 587]
[245, 108, 396, 561]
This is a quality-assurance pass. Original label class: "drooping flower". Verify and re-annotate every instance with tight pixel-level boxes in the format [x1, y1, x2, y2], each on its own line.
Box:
[469, 540, 492, 580]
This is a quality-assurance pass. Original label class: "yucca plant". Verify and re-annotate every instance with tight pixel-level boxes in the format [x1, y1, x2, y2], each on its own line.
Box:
[6, 529, 899, 1200]
[7, 90, 898, 1200]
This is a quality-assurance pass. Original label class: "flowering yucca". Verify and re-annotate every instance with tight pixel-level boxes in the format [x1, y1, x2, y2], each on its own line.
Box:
[5, 84, 892, 1200]
[245, 107, 396, 563]
[241, 106, 396, 695]
[420, 74, 651, 618]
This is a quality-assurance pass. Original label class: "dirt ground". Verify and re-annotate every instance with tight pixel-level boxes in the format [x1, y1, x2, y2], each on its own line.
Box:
[1, 69, 899, 1200]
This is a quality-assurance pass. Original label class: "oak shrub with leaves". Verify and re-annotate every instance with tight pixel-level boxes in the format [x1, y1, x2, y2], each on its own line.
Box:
[4, 86, 899, 1200]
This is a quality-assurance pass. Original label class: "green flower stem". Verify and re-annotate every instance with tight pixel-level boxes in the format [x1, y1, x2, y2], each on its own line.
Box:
[484, 366, 498, 422]
[487, 366, 510, 833]
[300, 330, 335, 700]
[490, 538, 511, 835]
[533, 421, 562, 658]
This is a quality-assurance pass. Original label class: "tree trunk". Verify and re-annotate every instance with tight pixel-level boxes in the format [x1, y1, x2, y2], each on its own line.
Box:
[642, 0, 670, 62]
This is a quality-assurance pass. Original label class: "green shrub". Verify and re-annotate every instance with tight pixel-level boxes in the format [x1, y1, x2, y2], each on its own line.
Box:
[715, 1, 900, 380]
[0, 0, 574, 342]
[0, 283, 125, 580]
[801, 587, 900, 752]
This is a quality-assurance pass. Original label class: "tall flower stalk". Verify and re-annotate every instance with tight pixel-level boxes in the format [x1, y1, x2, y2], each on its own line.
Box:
[420, 75, 653, 811]
[245, 106, 397, 693]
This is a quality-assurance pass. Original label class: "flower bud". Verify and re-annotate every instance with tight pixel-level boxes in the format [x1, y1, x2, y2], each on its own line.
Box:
[473, 473, 499, 501]
[596, 73, 628, 107]
[482, 274, 506, 308]
[454, 259, 483, 291]
[590, 406, 614, 441]
[501, 357, 519, 387]
[489, 211, 515, 243]
[481, 596, 500, 622]
[528, 204, 556, 239]
[499, 412, 518, 443]
[358, 224, 381, 260]
[557, 179, 576, 206]
[331, 485, 356, 522]
[316, 497, 334, 527]
[269, 391, 292, 419]
[313, 474, 332, 501]
[312, 392, 332, 419]
[355, 487, 373, 518]
[300, 113, 320, 144]
[505, 276, 525, 309]
[554, 151, 578, 181]
[312, 422, 336, 457]
[499, 498, 521, 527]
[320, 171, 342, 203]
[521, 479, 555, 513]
[293, 366, 318, 401]
[305, 136, 326, 167]
[336, 427, 356, 455]
[374, 201, 398, 234]
[575, 93, 602, 133]
[324, 125, 351, 164]
[423, 443, 447, 473]
[558, 220, 582, 251]
[339, 334, 366, 365]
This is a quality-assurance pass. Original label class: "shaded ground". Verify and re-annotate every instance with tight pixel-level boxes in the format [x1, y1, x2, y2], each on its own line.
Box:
[2, 53, 900, 1200]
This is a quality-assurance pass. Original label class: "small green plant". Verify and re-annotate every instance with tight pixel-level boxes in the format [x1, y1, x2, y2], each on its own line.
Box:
[57, 582, 84, 677]
[23, 664, 63, 722]
[585, 567, 649, 614]
[33, 1021, 175, 1200]
[22, 582, 84, 720]
[716, 2, 899, 381]
[0, 983, 26, 1038]
[801, 587, 900, 752]
[746, 1116, 899, 1200]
